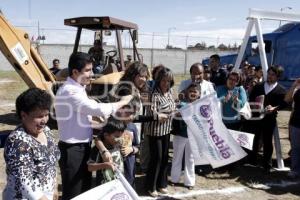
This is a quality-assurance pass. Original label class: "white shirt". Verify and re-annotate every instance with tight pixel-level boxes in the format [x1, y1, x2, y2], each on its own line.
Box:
[264, 82, 278, 95]
[178, 79, 215, 98]
[55, 77, 116, 143]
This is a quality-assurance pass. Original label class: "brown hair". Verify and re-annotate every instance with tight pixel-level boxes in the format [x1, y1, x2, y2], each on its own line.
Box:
[227, 71, 241, 84]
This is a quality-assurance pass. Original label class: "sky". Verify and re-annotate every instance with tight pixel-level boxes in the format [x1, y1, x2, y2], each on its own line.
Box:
[1, 0, 300, 48]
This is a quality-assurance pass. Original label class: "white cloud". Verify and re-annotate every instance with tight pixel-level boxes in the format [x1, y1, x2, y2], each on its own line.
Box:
[184, 16, 216, 25]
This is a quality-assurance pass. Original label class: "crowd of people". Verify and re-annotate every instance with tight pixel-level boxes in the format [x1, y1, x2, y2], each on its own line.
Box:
[2, 52, 300, 199]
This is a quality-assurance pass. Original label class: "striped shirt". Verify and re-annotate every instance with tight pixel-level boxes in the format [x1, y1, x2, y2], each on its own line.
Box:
[145, 87, 176, 137]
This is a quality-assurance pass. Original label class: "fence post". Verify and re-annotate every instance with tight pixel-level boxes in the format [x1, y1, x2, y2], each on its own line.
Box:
[184, 35, 188, 75]
[151, 32, 154, 68]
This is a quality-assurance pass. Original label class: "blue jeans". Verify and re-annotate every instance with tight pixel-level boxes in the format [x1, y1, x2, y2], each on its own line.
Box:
[290, 125, 300, 174]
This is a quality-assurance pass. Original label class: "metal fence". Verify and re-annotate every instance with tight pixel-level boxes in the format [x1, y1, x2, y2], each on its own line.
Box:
[16, 25, 243, 50]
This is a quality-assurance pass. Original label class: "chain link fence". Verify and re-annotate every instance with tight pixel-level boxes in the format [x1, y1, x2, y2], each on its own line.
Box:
[16, 25, 242, 49]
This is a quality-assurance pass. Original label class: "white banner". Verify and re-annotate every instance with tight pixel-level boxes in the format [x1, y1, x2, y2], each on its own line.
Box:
[72, 170, 140, 200]
[187, 127, 210, 165]
[180, 93, 247, 168]
[229, 129, 254, 150]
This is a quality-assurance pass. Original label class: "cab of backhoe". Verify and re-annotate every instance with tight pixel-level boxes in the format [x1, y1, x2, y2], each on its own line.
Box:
[64, 16, 140, 75]
[62, 16, 141, 100]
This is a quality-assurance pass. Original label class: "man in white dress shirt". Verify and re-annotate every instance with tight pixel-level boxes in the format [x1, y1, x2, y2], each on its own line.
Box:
[178, 63, 215, 175]
[178, 63, 215, 98]
[55, 52, 132, 199]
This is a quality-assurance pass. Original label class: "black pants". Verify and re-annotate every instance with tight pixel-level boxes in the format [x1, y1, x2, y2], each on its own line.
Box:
[250, 117, 277, 168]
[58, 141, 92, 200]
[146, 134, 170, 192]
[225, 121, 242, 131]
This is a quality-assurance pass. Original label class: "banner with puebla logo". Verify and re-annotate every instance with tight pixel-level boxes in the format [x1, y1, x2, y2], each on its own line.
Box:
[72, 170, 140, 200]
[187, 127, 210, 165]
[179, 93, 247, 168]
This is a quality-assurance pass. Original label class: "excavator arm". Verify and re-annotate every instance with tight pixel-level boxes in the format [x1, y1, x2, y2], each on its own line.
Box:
[0, 14, 55, 95]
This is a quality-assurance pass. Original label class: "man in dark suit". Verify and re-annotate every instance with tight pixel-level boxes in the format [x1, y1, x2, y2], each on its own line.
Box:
[249, 66, 287, 172]
[209, 54, 227, 87]
[49, 58, 61, 75]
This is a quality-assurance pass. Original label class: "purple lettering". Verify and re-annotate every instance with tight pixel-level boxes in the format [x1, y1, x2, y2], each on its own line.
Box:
[207, 117, 232, 159]
[237, 139, 246, 146]
[220, 146, 230, 154]
[215, 139, 225, 149]
[221, 151, 231, 159]
[220, 146, 231, 159]
[211, 134, 219, 143]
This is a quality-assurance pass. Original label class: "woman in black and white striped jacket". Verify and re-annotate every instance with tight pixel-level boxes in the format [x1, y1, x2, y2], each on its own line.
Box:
[145, 67, 176, 197]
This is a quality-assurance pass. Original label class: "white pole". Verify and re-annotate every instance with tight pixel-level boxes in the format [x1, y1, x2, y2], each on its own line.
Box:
[254, 18, 268, 81]
[234, 19, 255, 70]
[273, 123, 290, 171]
[249, 8, 300, 22]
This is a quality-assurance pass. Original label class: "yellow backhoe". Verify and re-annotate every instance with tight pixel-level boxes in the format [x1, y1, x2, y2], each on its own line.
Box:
[0, 14, 140, 96]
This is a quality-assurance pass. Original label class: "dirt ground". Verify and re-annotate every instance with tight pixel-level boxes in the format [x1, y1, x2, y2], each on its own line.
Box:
[0, 71, 299, 200]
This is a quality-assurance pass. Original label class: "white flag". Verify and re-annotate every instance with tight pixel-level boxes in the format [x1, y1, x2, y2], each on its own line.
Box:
[180, 93, 247, 168]
[229, 129, 254, 150]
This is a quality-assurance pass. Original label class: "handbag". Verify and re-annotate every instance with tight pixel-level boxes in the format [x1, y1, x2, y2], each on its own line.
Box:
[238, 101, 252, 120]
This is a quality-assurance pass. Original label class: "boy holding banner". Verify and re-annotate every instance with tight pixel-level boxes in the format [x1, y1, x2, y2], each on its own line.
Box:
[87, 117, 126, 186]
[170, 83, 201, 190]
